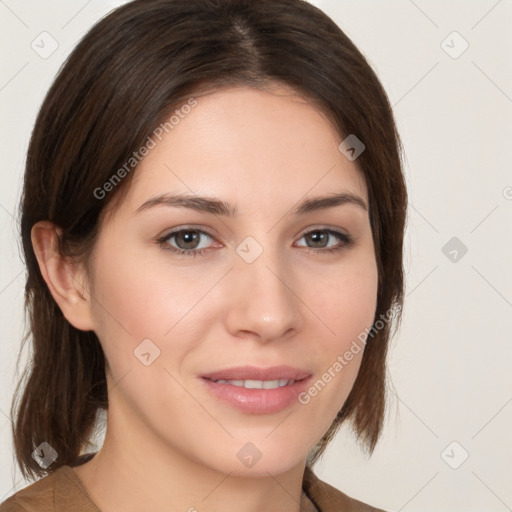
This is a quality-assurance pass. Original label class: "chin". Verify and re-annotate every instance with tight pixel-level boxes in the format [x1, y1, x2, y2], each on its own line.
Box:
[198, 436, 309, 478]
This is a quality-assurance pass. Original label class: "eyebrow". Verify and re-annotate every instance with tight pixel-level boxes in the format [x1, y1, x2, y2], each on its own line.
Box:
[134, 191, 368, 216]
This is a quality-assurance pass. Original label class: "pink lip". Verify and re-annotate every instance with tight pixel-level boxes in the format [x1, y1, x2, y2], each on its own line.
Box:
[200, 365, 312, 414]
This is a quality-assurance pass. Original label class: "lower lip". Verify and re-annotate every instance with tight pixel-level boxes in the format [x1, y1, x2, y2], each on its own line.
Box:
[200, 377, 312, 414]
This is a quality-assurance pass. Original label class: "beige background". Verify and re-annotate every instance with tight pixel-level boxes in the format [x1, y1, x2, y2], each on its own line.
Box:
[1, 1, 511, 511]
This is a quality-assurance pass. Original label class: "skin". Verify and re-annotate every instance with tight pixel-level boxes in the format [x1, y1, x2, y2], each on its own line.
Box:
[32, 84, 378, 512]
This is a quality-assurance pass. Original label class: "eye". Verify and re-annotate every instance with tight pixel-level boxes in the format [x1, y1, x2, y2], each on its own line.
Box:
[156, 227, 352, 258]
[157, 228, 216, 257]
[295, 228, 352, 253]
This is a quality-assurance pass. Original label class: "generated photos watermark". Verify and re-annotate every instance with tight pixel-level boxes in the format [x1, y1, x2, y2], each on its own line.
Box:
[93, 97, 197, 200]
[297, 303, 402, 405]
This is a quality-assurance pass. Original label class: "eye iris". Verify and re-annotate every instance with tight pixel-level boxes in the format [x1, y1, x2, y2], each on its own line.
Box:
[307, 231, 327, 248]
[176, 231, 200, 249]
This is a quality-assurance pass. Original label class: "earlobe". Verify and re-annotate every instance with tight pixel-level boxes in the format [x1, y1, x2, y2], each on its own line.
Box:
[31, 221, 95, 332]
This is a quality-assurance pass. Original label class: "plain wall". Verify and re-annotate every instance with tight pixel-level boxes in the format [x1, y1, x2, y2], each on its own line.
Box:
[1, 1, 511, 511]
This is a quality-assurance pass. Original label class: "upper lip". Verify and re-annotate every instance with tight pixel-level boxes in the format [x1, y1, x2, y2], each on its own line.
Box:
[201, 365, 311, 381]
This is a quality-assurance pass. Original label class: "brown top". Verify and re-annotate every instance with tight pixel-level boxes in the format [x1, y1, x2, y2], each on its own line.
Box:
[0, 463, 386, 512]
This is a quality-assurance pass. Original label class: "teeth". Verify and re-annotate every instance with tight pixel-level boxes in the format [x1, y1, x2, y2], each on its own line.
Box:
[245, 379, 263, 389]
[213, 379, 294, 389]
[262, 380, 277, 389]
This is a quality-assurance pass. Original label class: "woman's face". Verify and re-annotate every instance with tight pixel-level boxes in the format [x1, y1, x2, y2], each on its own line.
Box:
[85, 84, 378, 476]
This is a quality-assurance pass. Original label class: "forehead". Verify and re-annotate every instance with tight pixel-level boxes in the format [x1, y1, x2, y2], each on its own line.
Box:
[116, 85, 368, 217]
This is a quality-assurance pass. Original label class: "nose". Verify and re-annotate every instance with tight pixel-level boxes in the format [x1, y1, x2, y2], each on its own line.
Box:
[224, 245, 303, 343]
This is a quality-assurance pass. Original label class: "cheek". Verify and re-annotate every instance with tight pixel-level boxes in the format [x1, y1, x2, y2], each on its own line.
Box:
[314, 255, 379, 345]
[335, 270, 378, 338]
[89, 246, 210, 344]
[87, 246, 231, 397]
[87, 251, 207, 422]
[301, 257, 378, 416]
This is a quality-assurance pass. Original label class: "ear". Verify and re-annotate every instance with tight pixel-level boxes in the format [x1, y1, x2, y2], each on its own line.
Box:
[31, 221, 95, 332]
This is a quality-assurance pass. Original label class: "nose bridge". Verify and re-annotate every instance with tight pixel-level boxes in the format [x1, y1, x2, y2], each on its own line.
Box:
[226, 237, 302, 340]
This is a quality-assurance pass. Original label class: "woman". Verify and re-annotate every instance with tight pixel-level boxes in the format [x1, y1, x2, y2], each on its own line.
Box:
[1, 0, 406, 510]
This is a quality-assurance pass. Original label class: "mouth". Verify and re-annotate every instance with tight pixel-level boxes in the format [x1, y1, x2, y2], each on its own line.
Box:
[200, 365, 312, 414]
[201, 364, 311, 382]
[206, 378, 298, 389]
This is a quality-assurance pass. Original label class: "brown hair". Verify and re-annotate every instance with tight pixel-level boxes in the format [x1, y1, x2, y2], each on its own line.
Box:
[13, 0, 407, 480]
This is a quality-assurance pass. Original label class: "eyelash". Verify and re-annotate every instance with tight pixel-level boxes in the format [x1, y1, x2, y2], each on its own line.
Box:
[156, 227, 353, 258]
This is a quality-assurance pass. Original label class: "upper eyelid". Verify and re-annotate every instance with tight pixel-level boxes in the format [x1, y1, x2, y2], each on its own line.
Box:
[161, 226, 216, 240]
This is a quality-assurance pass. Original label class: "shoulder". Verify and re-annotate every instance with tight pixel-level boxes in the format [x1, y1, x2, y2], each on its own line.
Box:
[0, 465, 98, 512]
[0, 467, 61, 512]
[302, 465, 388, 512]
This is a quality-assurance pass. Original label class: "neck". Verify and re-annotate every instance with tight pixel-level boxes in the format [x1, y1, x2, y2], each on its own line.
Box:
[73, 399, 309, 512]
